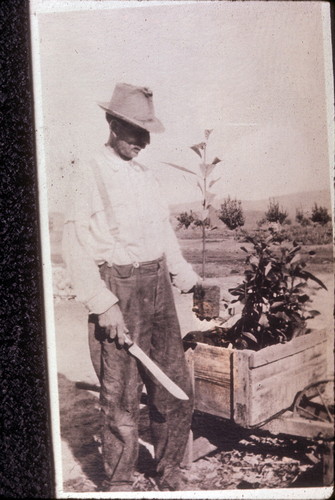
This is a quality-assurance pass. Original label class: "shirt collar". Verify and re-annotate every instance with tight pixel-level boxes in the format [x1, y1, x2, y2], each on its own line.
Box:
[102, 144, 142, 172]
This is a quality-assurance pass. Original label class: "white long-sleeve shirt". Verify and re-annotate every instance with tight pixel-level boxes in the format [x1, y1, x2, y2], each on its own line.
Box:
[62, 145, 199, 314]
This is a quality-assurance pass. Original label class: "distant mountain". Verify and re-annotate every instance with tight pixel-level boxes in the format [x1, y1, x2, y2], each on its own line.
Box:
[170, 189, 332, 227]
[240, 189, 332, 216]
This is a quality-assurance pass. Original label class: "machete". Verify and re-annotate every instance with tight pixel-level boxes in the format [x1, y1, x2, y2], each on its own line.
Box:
[123, 333, 189, 400]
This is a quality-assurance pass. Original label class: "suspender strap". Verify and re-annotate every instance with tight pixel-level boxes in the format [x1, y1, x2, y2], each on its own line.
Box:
[90, 159, 111, 216]
[90, 159, 139, 268]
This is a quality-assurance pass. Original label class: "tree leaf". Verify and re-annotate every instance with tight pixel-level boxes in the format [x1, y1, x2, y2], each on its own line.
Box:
[242, 331, 258, 344]
[297, 294, 310, 303]
[258, 314, 269, 327]
[205, 129, 213, 140]
[306, 310, 321, 317]
[229, 287, 245, 296]
[244, 235, 256, 245]
[289, 245, 301, 254]
[212, 157, 221, 165]
[249, 256, 259, 266]
[190, 145, 202, 158]
[209, 177, 221, 188]
[271, 301, 285, 311]
[272, 311, 290, 321]
[290, 311, 303, 322]
[295, 270, 328, 290]
[240, 246, 249, 253]
[292, 282, 307, 290]
[290, 253, 302, 264]
[162, 162, 197, 176]
[191, 142, 206, 158]
[265, 262, 272, 276]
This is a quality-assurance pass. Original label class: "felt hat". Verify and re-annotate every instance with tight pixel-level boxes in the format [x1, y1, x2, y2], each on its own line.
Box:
[98, 83, 164, 133]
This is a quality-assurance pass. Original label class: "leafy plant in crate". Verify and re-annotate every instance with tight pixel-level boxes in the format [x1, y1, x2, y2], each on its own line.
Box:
[184, 232, 327, 350]
[164, 130, 223, 320]
[224, 232, 327, 350]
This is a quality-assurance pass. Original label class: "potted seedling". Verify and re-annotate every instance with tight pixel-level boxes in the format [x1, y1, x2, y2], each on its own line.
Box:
[164, 129, 222, 319]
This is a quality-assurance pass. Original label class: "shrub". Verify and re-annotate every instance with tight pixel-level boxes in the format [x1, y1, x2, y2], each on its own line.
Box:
[176, 210, 211, 230]
[218, 196, 245, 230]
[265, 199, 288, 225]
[311, 203, 332, 226]
[176, 211, 195, 229]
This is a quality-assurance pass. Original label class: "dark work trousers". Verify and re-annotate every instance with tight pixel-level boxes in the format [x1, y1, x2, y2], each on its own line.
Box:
[88, 256, 194, 487]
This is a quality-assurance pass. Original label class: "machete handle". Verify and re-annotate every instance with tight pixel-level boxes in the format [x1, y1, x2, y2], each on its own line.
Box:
[123, 333, 134, 347]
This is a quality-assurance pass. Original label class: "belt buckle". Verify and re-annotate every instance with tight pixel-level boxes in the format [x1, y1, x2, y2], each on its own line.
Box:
[133, 262, 140, 269]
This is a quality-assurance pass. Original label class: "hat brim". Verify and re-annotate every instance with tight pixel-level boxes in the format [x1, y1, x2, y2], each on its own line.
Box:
[98, 102, 165, 133]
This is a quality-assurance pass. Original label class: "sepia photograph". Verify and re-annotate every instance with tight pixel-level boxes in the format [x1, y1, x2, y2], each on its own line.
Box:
[30, 0, 334, 498]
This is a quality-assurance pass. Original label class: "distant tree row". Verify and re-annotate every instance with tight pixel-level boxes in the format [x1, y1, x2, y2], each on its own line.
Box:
[176, 196, 245, 232]
[176, 198, 332, 232]
[257, 200, 332, 227]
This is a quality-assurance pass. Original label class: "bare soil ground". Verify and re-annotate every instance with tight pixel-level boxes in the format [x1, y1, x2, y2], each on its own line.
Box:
[52, 236, 334, 495]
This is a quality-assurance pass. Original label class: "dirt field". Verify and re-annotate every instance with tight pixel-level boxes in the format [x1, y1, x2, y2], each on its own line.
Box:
[51, 235, 334, 495]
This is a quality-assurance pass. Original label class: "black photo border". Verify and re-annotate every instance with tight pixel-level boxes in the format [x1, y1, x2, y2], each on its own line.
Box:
[1, 0, 54, 497]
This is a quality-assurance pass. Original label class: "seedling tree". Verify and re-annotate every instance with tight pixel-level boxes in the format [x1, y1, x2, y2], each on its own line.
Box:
[164, 129, 222, 277]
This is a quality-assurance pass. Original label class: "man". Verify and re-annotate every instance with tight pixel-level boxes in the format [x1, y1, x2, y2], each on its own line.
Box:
[62, 83, 200, 492]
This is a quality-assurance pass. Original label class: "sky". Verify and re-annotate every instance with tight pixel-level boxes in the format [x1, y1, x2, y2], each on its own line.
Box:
[32, 0, 333, 213]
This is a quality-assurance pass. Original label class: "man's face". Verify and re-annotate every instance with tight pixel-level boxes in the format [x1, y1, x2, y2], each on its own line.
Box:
[112, 120, 150, 161]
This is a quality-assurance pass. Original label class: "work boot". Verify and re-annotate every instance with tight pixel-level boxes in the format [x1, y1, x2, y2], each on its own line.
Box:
[155, 466, 188, 491]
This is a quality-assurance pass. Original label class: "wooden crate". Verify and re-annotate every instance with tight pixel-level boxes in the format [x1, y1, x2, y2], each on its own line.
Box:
[184, 329, 328, 428]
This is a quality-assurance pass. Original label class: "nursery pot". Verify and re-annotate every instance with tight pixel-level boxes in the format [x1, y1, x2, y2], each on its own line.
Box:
[193, 283, 221, 320]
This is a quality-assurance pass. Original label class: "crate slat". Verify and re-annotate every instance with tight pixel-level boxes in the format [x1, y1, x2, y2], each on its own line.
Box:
[249, 329, 327, 369]
[247, 350, 327, 426]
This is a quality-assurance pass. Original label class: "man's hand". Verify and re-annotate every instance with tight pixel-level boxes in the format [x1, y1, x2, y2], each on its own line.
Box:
[98, 303, 129, 346]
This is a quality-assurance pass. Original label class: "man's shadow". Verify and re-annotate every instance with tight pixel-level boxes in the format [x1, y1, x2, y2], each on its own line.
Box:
[57, 373, 156, 491]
